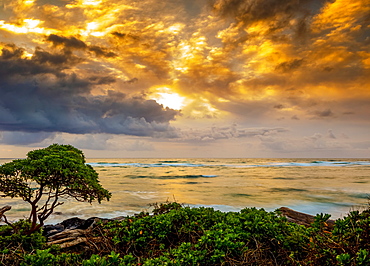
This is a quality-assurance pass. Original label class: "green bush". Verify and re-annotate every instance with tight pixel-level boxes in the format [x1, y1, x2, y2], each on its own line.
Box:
[2, 202, 370, 265]
[100, 205, 311, 265]
[0, 220, 46, 251]
[21, 248, 81, 266]
[0, 220, 46, 265]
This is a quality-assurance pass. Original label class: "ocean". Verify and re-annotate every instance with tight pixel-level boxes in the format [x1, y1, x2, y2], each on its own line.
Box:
[1, 158, 370, 224]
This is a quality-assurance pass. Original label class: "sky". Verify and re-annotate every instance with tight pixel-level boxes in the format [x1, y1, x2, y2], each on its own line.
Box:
[0, 0, 369, 158]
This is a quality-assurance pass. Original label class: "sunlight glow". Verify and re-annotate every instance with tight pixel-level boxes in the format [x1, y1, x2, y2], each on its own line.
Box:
[82, 0, 102, 6]
[81, 21, 105, 36]
[165, 23, 184, 35]
[0, 19, 54, 34]
[151, 87, 186, 110]
[24, 0, 35, 5]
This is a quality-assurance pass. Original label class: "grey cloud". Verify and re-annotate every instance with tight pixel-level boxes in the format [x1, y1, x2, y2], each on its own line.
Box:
[33, 47, 82, 66]
[210, 0, 326, 32]
[111, 32, 141, 42]
[260, 130, 352, 153]
[0, 44, 180, 137]
[177, 124, 288, 141]
[46, 34, 116, 58]
[0, 131, 56, 145]
[89, 76, 116, 85]
[327, 129, 336, 139]
[0, 80, 179, 136]
[63, 134, 155, 151]
[0, 44, 78, 79]
[352, 141, 370, 150]
[46, 34, 87, 49]
[68, 134, 113, 150]
[215, 99, 276, 119]
[88, 46, 116, 58]
[0, 43, 24, 59]
[304, 132, 352, 150]
[124, 78, 138, 84]
[275, 59, 304, 73]
[312, 109, 334, 118]
[274, 104, 284, 109]
[124, 140, 155, 151]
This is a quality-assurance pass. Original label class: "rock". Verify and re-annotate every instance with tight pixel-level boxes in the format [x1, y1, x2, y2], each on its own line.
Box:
[43, 216, 115, 238]
[61, 217, 87, 230]
[43, 224, 65, 237]
[278, 207, 335, 229]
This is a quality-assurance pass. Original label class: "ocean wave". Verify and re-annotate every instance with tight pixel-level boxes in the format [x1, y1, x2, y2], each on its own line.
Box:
[126, 174, 218, 179]
[87, 160, 370, 168]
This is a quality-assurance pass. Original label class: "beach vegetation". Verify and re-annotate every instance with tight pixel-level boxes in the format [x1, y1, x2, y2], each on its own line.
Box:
[0, 202, 370, 265]
[0, 144, 111, 234]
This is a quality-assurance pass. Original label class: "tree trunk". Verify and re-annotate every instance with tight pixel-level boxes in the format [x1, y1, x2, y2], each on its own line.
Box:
[27, 203, 41, 235]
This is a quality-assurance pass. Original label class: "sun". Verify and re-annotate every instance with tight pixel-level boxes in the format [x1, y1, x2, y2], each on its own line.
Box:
[151, 87, 186, 110]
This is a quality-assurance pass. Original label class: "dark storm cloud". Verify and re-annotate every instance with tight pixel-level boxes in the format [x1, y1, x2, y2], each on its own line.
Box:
[0, 44, 68, 79]
[89, 76, 116, 85]
[33, 47, 82, 66]
[0, 43, 24, 59]
[0, 131, 56, 145]
[111, 31, 140, 41]
[0, 43, 179, 140]
[210, 0, 327, 30]
[88, 45, 116, 58]
[46, 34, 87, 49]
[46, 34, 116, 58]
[275, 59, 304, 73]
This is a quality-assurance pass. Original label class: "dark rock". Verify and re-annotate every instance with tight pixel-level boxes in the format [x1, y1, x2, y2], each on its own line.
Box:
[43, 216, 115, 237]
[61, 217, 87, 230]
[43, 224, 64, 237]
[278, 207, 335, 229]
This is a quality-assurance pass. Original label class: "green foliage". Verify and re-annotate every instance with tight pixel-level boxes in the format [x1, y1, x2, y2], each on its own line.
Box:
[0, 220, 46, 251]
[95, 203, 370, 265]
[0, 220, 46, 265]
[82, 251, 125, 266]
[21, 248, 81, 266]
[0, 144, 111, 233]
[2, 202, 370, 265]
[100, 205, 309, 265]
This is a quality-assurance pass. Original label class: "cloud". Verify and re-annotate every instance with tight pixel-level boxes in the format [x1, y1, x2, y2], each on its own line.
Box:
[46, 34, 87, 49]
[175, 124, 289, 142]
[0, 131, 56, 145]
[312, 109, 334, 118]
[0, 43, 180, 137]
[209, 0, 325, 36]
[275, 59, 304, 73]
[33, 47, 82, 66]
[88, 45, 116, 58]
[259, 130, 353, 153]
[46, 34, 117, 58]
[0, 0, 369, 158]
[51, 133, 155, 151]
[0, 43, 78, 79]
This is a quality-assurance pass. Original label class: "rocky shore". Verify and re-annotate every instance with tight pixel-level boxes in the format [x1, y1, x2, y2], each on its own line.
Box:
[41, 207, 336, 249]
[2, 204, 337, 250]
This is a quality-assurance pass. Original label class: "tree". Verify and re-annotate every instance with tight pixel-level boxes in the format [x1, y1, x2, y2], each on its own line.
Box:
[0, 144, 111, 234]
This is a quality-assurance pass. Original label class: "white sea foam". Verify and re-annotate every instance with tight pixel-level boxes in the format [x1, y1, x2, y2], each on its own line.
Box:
[87, 160, 370, 168]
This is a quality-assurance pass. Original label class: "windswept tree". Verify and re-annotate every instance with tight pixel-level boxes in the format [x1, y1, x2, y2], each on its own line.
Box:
[0, 144, 111, 234]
